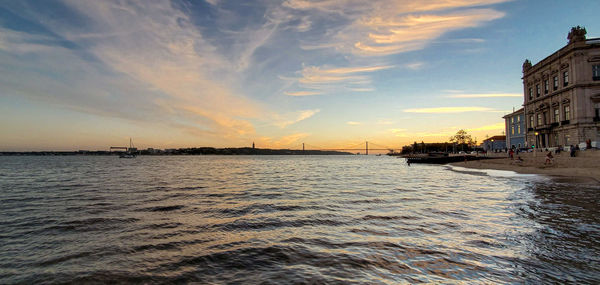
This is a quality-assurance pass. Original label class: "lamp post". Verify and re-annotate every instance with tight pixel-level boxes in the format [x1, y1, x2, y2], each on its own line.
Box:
[534, 132, 539, 157]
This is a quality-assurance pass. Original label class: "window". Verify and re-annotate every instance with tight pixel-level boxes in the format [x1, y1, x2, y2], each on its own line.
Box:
[511, 117, 514, 123]
[553, 76, 558, 90]
[511, 125, 515, 135]
[517, 124, 521, 134]
[537, 113, 543, 125]
[530, 115, 534, 127]
[563, 71, 569, 87]
[517, 115, 521, 122]
[554, 108, 559, 122]
[528, 88, 533, 100]
[593, 65, 600, 81]
[536, 84, 540, 97]
[594, 102, 600, 118]
[564, 105, 570, 120]
[544, 79, 549, 94]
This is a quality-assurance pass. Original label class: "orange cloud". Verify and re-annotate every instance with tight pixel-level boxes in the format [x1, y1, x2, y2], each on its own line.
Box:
[284, 1, 507, 56]
[284, 91, 323, 96]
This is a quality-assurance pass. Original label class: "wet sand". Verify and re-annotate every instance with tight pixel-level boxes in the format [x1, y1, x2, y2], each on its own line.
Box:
[449, 150, 600, 183]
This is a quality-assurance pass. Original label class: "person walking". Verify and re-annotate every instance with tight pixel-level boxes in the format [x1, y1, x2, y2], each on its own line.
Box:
[545, 151, 554, 165]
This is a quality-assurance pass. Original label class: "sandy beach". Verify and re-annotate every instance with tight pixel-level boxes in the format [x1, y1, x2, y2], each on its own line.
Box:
[448, 150, 600, 183]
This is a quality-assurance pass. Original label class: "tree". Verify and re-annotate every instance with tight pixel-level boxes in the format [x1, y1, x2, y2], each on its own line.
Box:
[449, 129, 474, 145]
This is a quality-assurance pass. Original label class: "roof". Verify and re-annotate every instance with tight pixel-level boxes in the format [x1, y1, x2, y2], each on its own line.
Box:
[523, 35, 600, 77]
[502, 107, 524, 119]
[483, 135, 506, 142]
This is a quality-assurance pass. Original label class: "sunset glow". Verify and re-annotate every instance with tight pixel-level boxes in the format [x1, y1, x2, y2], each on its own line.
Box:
[1, 0, 599, 151]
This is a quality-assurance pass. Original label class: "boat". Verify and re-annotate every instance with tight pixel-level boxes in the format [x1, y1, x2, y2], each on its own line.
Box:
[110, 138, 138, 158]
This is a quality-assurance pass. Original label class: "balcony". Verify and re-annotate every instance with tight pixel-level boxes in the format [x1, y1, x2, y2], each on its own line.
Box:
[594, 117, 600, 122]
[561, 120, 570, 125]
[527, 127, 534, 131]
[550, 122, 559, 127]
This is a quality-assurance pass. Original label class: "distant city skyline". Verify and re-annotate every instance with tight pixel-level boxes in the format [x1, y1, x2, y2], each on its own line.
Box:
[1, 0, 600, 151]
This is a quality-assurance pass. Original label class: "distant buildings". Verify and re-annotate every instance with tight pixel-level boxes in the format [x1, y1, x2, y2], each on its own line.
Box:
[519, 26, 600, 149]
[503, 108, 525, 149]
[482, 135, 506, 152]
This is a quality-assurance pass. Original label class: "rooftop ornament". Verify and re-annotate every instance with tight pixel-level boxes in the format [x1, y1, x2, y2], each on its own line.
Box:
[568, 26, 587, 43]
[522, 59, 532, 73]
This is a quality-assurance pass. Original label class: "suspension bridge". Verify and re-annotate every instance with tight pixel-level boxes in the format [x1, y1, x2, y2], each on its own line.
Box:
[274, 141, 402, 155]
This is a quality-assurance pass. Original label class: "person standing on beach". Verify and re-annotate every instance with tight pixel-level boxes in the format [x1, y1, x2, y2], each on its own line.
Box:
[586, 139, 592, 150]
[545, 151, 554, 165]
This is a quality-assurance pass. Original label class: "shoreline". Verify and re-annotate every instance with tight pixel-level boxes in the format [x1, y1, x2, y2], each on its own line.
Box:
[448, 153, 600, 183]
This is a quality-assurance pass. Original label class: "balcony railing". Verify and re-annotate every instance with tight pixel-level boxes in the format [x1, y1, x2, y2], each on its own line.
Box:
[561, 120, 570, 125]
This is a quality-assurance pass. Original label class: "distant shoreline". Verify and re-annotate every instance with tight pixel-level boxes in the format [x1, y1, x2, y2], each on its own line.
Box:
[0, 148, 353, 156]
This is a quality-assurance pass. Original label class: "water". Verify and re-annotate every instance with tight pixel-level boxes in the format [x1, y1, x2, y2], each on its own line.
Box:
[1, 155, 599, 284]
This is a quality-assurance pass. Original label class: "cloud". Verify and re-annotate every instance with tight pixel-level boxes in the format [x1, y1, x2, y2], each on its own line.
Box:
[280, 0, 507, 96]
[347, 121, 362, 125]
[377, 119, 394, 125]
[284, 64, 393, 95]
[256, 133, 310, 148]
[353, 9, 505, 56]
[345, 87, 374, 92]
[404, 62, 424, 70]
[442, 89, 465, 93]
[284, 91, 323, 96]
[389, 128, 455, 138]
[446, 93, 522, 98]
[274, 109, 320, 128]
[296, 16, 313, 32]
[298, 65, 393, 84]
[404, 107, 493, 113]
[467, 122, 505, 131]
[283, 1, 508, 56]
[390, 128, 407, 133]
[0, 1, 301, 142]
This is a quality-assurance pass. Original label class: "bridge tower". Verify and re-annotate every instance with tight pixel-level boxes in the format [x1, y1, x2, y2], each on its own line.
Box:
[366, 141, 368, 155]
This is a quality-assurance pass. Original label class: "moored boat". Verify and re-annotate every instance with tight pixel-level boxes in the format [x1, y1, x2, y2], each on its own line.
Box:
[110, 138, 138, 158]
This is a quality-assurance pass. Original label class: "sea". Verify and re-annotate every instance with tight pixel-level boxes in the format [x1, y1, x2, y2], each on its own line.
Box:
[1, 155, 599, 284]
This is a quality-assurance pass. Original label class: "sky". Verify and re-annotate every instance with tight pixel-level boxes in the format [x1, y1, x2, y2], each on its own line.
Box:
[1, 0, 600, 151]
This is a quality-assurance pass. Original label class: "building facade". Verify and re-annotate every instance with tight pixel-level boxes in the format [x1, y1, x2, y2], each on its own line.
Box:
[522, 27, 600, 149]
[503, 108, 525, 149]
[482, 135, 506, 152]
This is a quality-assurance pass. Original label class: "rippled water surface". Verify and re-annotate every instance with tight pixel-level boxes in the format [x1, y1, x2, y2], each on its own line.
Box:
[1, 155, 599, 284]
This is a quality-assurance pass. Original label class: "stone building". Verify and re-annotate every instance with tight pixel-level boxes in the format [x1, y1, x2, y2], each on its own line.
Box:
[503, 108, 525, 149]
[522, 26, 600, 149]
